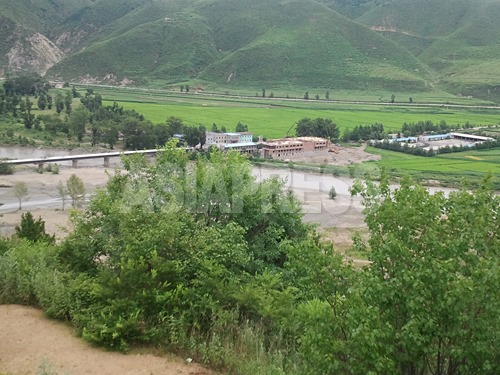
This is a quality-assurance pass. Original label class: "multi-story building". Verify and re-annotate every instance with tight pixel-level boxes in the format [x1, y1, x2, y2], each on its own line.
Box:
[224, 142, 258, 154]
[261, 137, 330, 158]
[261, 139, 304, 158]
[206, 131, 254, 147]
[296, 137, 330, 152]
[206, 132, 229, 146]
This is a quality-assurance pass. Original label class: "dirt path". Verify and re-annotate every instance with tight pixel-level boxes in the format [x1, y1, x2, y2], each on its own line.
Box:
[0, 305, 213, 375]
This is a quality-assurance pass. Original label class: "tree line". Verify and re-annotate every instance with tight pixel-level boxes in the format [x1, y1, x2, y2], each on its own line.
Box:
[373, 138, 499, 156]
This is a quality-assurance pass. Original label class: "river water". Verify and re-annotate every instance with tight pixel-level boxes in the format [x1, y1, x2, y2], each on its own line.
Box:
[0, 146, 456, 227]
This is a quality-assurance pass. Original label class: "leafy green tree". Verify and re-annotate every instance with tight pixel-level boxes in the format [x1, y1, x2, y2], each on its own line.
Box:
[80, 89, 102, 112]
[69, 107, 89, 142]
[315, 94, 320, 100]
[346, 174, 500, 374]
[262, 87, 266, 98]
[304, 91, 309, 100]
[37, 94, 47, 110]
[15, 212, 54, 243]
[71, 86, 80, 98]
[165, 116, 184, 137]
[67, 174, 85, 208]
[296, 117, 339, 141]
[57, 181, 68, 211]
[101, 123, 119, 149]
[64, 91, 72, 114]
[56, 140, 311, 350]
[46, 94, 52, 110]
[13, 181, 29, 210]
[390, 94, 395, 103]
[326, 91, 330, 100]
[54, 93, 64, 114]
[235, 121, 248, 132]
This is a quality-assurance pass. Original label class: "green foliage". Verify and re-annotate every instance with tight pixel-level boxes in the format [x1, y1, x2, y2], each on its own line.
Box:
[13, 180, 29, 209]
[1, 140, 499, 374]
[15, 212, 55, 244]
[296, 117, 339, 141]
[66, 174, 85, 208]
[0, 162, 14, 175]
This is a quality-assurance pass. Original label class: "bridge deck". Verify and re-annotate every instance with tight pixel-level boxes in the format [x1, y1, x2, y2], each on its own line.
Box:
[2, 149, 162, 165]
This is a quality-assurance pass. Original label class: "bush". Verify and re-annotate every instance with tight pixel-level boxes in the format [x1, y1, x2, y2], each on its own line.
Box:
[328, 186, 337, 200]
[0, 162, 14, 175]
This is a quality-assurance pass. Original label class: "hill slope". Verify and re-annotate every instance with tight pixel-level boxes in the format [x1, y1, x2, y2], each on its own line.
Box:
[47, 0, 432, 91]
[353, 0, 500, 98]
[0, 0, 499, 99]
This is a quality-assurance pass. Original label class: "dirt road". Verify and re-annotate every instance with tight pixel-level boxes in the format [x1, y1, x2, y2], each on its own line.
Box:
[0, 305, 213, 375]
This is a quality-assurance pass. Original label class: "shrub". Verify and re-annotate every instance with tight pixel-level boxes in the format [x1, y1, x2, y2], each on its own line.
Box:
[0, 162, 14, 175]
[328, 186, 337, 200]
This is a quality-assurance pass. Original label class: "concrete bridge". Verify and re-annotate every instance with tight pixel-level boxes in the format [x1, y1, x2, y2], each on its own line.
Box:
[2, 149, 167, 169]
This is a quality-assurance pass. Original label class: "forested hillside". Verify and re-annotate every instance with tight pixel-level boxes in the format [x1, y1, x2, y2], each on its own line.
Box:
[0, 0, 499, 99]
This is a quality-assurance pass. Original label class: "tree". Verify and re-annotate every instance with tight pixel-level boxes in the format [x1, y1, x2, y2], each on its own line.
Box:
[184, 126, 202, 147]
[13, 181, 29, 210]
[345, 174, 500, 374]
[198, 124, 206, 149]
[185, 85, 190, 93]
[71, 86, 80, 98]
[262, 87, 266, 98]
[211, 123, 218, 132]
[296, 117, 339, 141]
[235, 121, 248, 132]
[80, 90, 102, 112]
[304, 91, 309, 100]
[409, 97, 413, 103]
[180, 85, 184, 92]
[37, 94, 47, 110]
[165, 116, 184, 137]
[390, 94, 395, 103]
[55, 93, 64, 114]
[69, 107, 89, 142]
[315, 94, 320, 100]
[64, 91, 72, 114]
[57, 181, 68, 211]
[46, 94, 53, 110]
[101, 123, 119, 149]
[15, 212, 54, 243]
[67, 174, 85, 208]
[326, 91, 330, 100]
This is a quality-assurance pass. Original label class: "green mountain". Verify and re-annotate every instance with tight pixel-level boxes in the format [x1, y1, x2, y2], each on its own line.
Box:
[0, 0, 499, 100]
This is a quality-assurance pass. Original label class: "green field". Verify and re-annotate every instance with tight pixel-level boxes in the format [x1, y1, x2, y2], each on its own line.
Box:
[366, 147, 500, 187]
[101, 90, 500, 139]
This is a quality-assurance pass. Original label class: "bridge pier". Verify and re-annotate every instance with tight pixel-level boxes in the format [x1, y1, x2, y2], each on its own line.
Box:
[103, 156, 110, 168]
[72, 160, 78, 168]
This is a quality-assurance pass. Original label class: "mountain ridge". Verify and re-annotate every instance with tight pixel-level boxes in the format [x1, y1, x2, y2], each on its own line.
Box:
[0, 0, 499, 100]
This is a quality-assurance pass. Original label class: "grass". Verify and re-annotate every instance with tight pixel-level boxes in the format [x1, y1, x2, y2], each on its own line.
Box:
[366, 146, 500, 188]
[98, 88, 500, 139]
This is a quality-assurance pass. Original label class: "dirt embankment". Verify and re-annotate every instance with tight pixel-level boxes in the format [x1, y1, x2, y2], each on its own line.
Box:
[0, 305, 213, 375]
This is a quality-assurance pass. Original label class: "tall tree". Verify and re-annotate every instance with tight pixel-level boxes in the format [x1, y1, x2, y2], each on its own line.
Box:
[66, 174, 85, 208]
[13, 181, 29, 210]
[69, 107, 89, 142]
